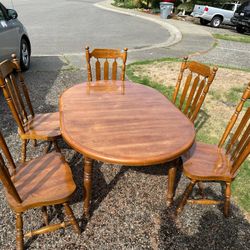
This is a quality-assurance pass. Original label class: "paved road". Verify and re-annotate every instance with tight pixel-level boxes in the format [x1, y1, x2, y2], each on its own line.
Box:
[1, 0, 170, 55]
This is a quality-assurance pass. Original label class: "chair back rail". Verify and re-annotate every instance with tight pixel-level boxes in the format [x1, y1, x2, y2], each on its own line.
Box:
[173, 57, 218, 123]
[0, 55, 34, 135]
[85, 46, 128, 81]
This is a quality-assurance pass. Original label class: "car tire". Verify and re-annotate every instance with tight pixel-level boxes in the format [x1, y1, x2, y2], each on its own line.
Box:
[200, 18, 209, 25]
[20, 38, 30, 71]
[236, 25, 245, 34]
[210, 16, 222, 28]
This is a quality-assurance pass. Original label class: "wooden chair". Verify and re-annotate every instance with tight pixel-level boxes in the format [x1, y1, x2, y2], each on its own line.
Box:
[0, 129, 80, 250]
[0, 55, 61, 163]
[172, 57, 218, 123]
[85, 46, 128, 81]
[177, 82, 250, 217]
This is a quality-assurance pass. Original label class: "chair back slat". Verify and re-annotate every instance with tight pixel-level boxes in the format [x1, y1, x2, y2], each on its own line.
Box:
[173, 57, 218, 123]
[9, 74, 29, 121]
[0, 131, 16, 174]
[6, 76, 28, 124]
[112, 60, 117, 80]
[0, 154, 22, 203]
[0, 74, 26, 134]
[0, 131, 22, 203]
[226, 109, 250, 155]
[13, 57, 34, 118]
[173, 58, 187, 103]
[230, 118, 250, 162]
[231, 139, 250, 175]
[219, 83, 250, 148]
[96, 60, 101, 81]
[179, 73, 192, 110]
[188, 78, 205, 117]
[183, 75, 200, 115]
[85, 46, 128, 82]
[217, 83, 250, 175]
[0, 55, 34, 134]
[104, 59, 109, 80]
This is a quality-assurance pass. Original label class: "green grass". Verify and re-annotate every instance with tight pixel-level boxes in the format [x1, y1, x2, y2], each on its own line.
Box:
[232, 161, 250, 212]
[213, 33, 250, 44]
[225, 87, 244, 104]
[126, 57, 250, 213]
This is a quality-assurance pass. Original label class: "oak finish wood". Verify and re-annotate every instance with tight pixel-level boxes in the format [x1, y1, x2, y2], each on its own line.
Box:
[60, 80, 195, 216]
[0, 130, 80, 249]
[0, 55, 61, 162]
[85, 46, 128, 81]
[173, 57, 218, 123]
[177, 82, 250, 217]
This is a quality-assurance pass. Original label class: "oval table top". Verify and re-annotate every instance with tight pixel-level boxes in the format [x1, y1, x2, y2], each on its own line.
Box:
[59, 80, 195, 166]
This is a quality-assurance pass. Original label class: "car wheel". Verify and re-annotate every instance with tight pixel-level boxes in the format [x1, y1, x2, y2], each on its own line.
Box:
[200, 18, 209, 25]
[236, 25, 245, 34]
[210, 16, 222, 28]
[20, 38, 30, 71]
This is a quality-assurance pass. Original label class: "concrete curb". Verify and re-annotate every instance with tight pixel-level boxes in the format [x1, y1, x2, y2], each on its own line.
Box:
[94, 0, 182, 52]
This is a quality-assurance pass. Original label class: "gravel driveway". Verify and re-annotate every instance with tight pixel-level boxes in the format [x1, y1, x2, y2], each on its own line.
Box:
[0, 57, 250, 249]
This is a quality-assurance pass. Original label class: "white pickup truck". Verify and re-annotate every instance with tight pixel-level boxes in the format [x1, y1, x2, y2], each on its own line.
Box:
[191, 2, 241, 27]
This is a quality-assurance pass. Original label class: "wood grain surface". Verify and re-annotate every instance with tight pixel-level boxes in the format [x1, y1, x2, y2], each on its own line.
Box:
[60, 80, 195, 166]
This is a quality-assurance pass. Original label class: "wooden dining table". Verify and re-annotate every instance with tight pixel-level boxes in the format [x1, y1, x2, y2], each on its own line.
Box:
[59, 80, 195, 217]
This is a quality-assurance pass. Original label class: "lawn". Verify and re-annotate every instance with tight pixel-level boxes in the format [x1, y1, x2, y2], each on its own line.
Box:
[213, 33, 250, 44]
[126, 58, 250, 214]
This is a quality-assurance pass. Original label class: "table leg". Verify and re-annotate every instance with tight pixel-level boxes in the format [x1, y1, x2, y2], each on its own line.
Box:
[166, 160, 178, 207]
[83, 157, 93, 218]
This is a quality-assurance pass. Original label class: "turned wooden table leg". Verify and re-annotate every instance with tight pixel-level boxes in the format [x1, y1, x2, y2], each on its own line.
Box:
[166, 159, 178, 207]
[83, 157, 93, 218]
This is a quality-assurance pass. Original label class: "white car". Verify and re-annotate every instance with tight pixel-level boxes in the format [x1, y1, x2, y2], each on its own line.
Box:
[0, 2, 31, 70]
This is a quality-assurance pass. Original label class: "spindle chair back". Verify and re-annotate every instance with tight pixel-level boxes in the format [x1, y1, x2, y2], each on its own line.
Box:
[0, 55, 61, 162]
[0, 57, 34, 134]
[85, 46, 128, 81]
[173, 57, 218, 123]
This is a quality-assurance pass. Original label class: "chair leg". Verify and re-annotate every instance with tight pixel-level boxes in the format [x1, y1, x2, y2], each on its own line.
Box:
[224, 182, 231, 218]
[32, 139, 37, 147]
[21, 139, 27, 163]
[63, 203, 81, 234]
[44, 141, 52, 153]
[197, 182, 205, 199]
[41, 206, 49, 226]
[53, 140, 61, 153]
[176, 180, 196, 215]
[16, 212, 24, 250]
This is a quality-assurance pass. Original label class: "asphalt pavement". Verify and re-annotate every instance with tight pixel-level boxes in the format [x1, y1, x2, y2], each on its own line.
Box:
[2, 0, 249, 70]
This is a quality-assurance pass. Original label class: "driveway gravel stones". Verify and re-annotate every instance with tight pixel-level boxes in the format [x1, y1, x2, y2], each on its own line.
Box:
[0, 63, 250, 249]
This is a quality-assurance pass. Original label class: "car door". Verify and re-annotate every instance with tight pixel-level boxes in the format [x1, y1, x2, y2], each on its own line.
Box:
[0, 3, 20, 61]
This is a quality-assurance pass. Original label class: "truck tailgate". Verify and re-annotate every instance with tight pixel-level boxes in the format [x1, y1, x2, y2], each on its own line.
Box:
[191, 5, 205, 16]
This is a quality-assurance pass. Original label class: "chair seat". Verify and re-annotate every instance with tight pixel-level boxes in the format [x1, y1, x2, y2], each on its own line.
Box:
[6, 152, 76, 212]
[19, 112, 61, 140]
[182, 142, 233, 182]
